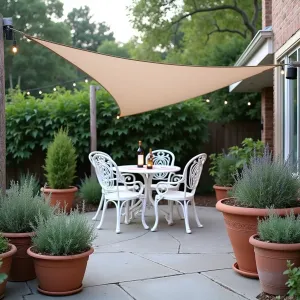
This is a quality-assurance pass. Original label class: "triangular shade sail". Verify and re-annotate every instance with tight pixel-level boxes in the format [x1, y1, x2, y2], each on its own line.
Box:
[25, 34, 276, 117]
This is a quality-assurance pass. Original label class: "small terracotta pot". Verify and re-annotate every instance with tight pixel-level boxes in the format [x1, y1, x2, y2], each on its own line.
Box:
[2, 232, 35, 282]
[216, 198, 300, 278]
[41, 186, 78, 213]
[0, 244, 17, 299]
[213, 185, 232, 201]
[250, 234, 300, 296]
[28, 247, 94, 296]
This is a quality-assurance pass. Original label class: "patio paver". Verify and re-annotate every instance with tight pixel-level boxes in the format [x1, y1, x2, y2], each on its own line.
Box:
[6, 206, 262, 299]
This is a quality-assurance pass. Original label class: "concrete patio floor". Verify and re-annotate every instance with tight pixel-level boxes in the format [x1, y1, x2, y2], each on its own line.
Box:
[7, 205, 262, 300]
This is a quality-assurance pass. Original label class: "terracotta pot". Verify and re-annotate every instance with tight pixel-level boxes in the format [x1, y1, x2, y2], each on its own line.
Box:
[41, 186, 78, 213]
[213, 185, 232, 201]
[2, 232, 35, 282]
[216, 198, 300, 278]
[250, 234, 300, 296]
[28, 247, 94, 296]
[0, 244, 17, 299]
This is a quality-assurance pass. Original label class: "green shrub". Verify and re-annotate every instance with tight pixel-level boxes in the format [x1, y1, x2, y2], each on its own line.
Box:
[232, 150, 300, 208]
[44, 128, 77, 189]
[6, 86, 209, 166]
[284, 260, 300, 299]
[0, 236, 9, 254]
[31, 208, 96, 256]
[79, 176, 102, 205]
[209, 138, 264, 186]
[0, 259, 7, 284]
[258, 211, 300, 244]
[19, 171, 40, 196]
[0, 177, 55, 233]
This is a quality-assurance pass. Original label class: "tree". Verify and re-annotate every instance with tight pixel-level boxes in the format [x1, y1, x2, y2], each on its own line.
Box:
[67, 6, 115, 51]
[2, 0, 77, 92]
[97, 41, 130, 58]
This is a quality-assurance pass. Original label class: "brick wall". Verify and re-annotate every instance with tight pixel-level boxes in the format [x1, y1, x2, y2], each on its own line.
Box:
[261, 87, 274, 150]
[273, 0, 300, 51]
[262, 0, 272, 28]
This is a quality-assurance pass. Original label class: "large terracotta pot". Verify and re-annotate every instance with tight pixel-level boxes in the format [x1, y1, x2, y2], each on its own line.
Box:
[28, 247, 94, 296]
[2, 232, 35, 282]
[216, 198, 300, 278]
[250, 234, 300, 296]
[41, 186, 78, 213]
[0, 244, 17, 299]
[213, 185, 232, 201]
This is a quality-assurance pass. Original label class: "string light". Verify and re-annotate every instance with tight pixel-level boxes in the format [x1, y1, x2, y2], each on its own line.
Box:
[39, 90, 42, 95]
[53, 87, 56, 92]
[248, 102, 251, 106]
[206, 99, 210, 103]
[73, 83, 76, 87]
[26, 91, 30, 95]
[224, 100, 228, 105]
[281, 66, 285, 75]
[85, 79, 88, 83]
[116, 115, 120, 119]
[12, 40, 18, 54]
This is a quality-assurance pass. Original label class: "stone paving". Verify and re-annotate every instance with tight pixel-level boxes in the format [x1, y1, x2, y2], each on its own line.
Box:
[7, 206, 262, 299]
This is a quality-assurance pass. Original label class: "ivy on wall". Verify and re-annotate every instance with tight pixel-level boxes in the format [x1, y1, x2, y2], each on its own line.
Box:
[6, 85, 210, 167]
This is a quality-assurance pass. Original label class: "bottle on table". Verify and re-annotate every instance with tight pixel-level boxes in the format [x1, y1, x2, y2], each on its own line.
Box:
[137, 141, 144, 168]
[147, 148, 153, 169]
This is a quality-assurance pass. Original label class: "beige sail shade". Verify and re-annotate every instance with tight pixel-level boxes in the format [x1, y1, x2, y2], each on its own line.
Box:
[26, 34, 276, 117]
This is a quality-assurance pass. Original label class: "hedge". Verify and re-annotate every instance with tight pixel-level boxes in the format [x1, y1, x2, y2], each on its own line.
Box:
[6, 85, 209, 167]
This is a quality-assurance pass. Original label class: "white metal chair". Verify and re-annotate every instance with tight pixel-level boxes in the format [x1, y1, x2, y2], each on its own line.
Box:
[145, 149, 183, 220]
[91, 153, 146, 233]
[89, 151, 137, 223]
[151, 153, 207, 234]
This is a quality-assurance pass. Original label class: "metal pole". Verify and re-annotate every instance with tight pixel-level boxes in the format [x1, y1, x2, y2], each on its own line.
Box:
[90, 85, 97, 177]
[0, 16, 6, 195]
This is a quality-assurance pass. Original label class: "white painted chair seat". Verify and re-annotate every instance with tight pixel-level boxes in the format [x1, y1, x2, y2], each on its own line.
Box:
[105, 190, 140, 201]
[150, 183, 178, 190]
[159, 191, 194, 201]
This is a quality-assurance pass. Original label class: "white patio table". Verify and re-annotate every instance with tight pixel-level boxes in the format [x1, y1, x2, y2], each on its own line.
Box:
[118, 165, 181, 228]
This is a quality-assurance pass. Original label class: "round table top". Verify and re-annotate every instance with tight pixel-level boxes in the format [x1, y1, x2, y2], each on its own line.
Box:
[118, 165, 180, 174]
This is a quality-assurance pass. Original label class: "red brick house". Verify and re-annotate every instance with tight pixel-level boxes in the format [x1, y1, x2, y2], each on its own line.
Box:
[230, 0, 300, 160]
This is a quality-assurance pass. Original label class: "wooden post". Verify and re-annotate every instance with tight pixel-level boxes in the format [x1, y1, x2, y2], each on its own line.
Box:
[90, 85, 97, 177]
[0, 16, 6, 195]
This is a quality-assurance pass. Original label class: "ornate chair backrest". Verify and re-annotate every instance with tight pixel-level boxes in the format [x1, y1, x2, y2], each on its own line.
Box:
[91, 153, 123, 194]
[145, 150, 175, 181]
[182, 153, 207, 196]
[89, 151, 111, 167]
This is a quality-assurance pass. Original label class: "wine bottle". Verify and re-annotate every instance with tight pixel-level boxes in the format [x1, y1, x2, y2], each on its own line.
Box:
[147, 148, 153, 169]
[137, 141, 144, 168]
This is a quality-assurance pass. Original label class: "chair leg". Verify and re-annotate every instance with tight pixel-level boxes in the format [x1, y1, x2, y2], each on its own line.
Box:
[151, 197, 160, 232]
[183, 200, 191, 234]
[176, 202, 184, 220]
[192, 198, 203, 228]
[141, 196, 149, 230]
[167, 201, 174, 225]
[97, 199, 108, 230]
[116, 201, 122, 234]
[92, 194, 104, 221]
[124, 201, 130, 225]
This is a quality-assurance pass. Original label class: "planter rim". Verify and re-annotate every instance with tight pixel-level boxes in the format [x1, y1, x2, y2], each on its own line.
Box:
[27, 246, 94, 260]
[41, 186, 78, 193]
[216, 198, 300, 216]
[2, 232, 35, 238]
[0, 243, 17, 259]
[249, 234, 300, 251]
[213, 185, 232, 191]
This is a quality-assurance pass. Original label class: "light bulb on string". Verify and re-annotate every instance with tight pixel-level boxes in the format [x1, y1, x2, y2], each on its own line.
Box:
[281, 66, 285, 75]
[224, 100, 228, 105]
[26, 91, 30, 95]
[73, 82, 76, 87]
[248, 102, 251, 106]
[85, 79, 88, 83]
[116, 115, 120, 119]
[12, 40, 18, 54]
[53, 87, 57, 92]
[39, 90, 42, 95]
[206, 99, 210, 103]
